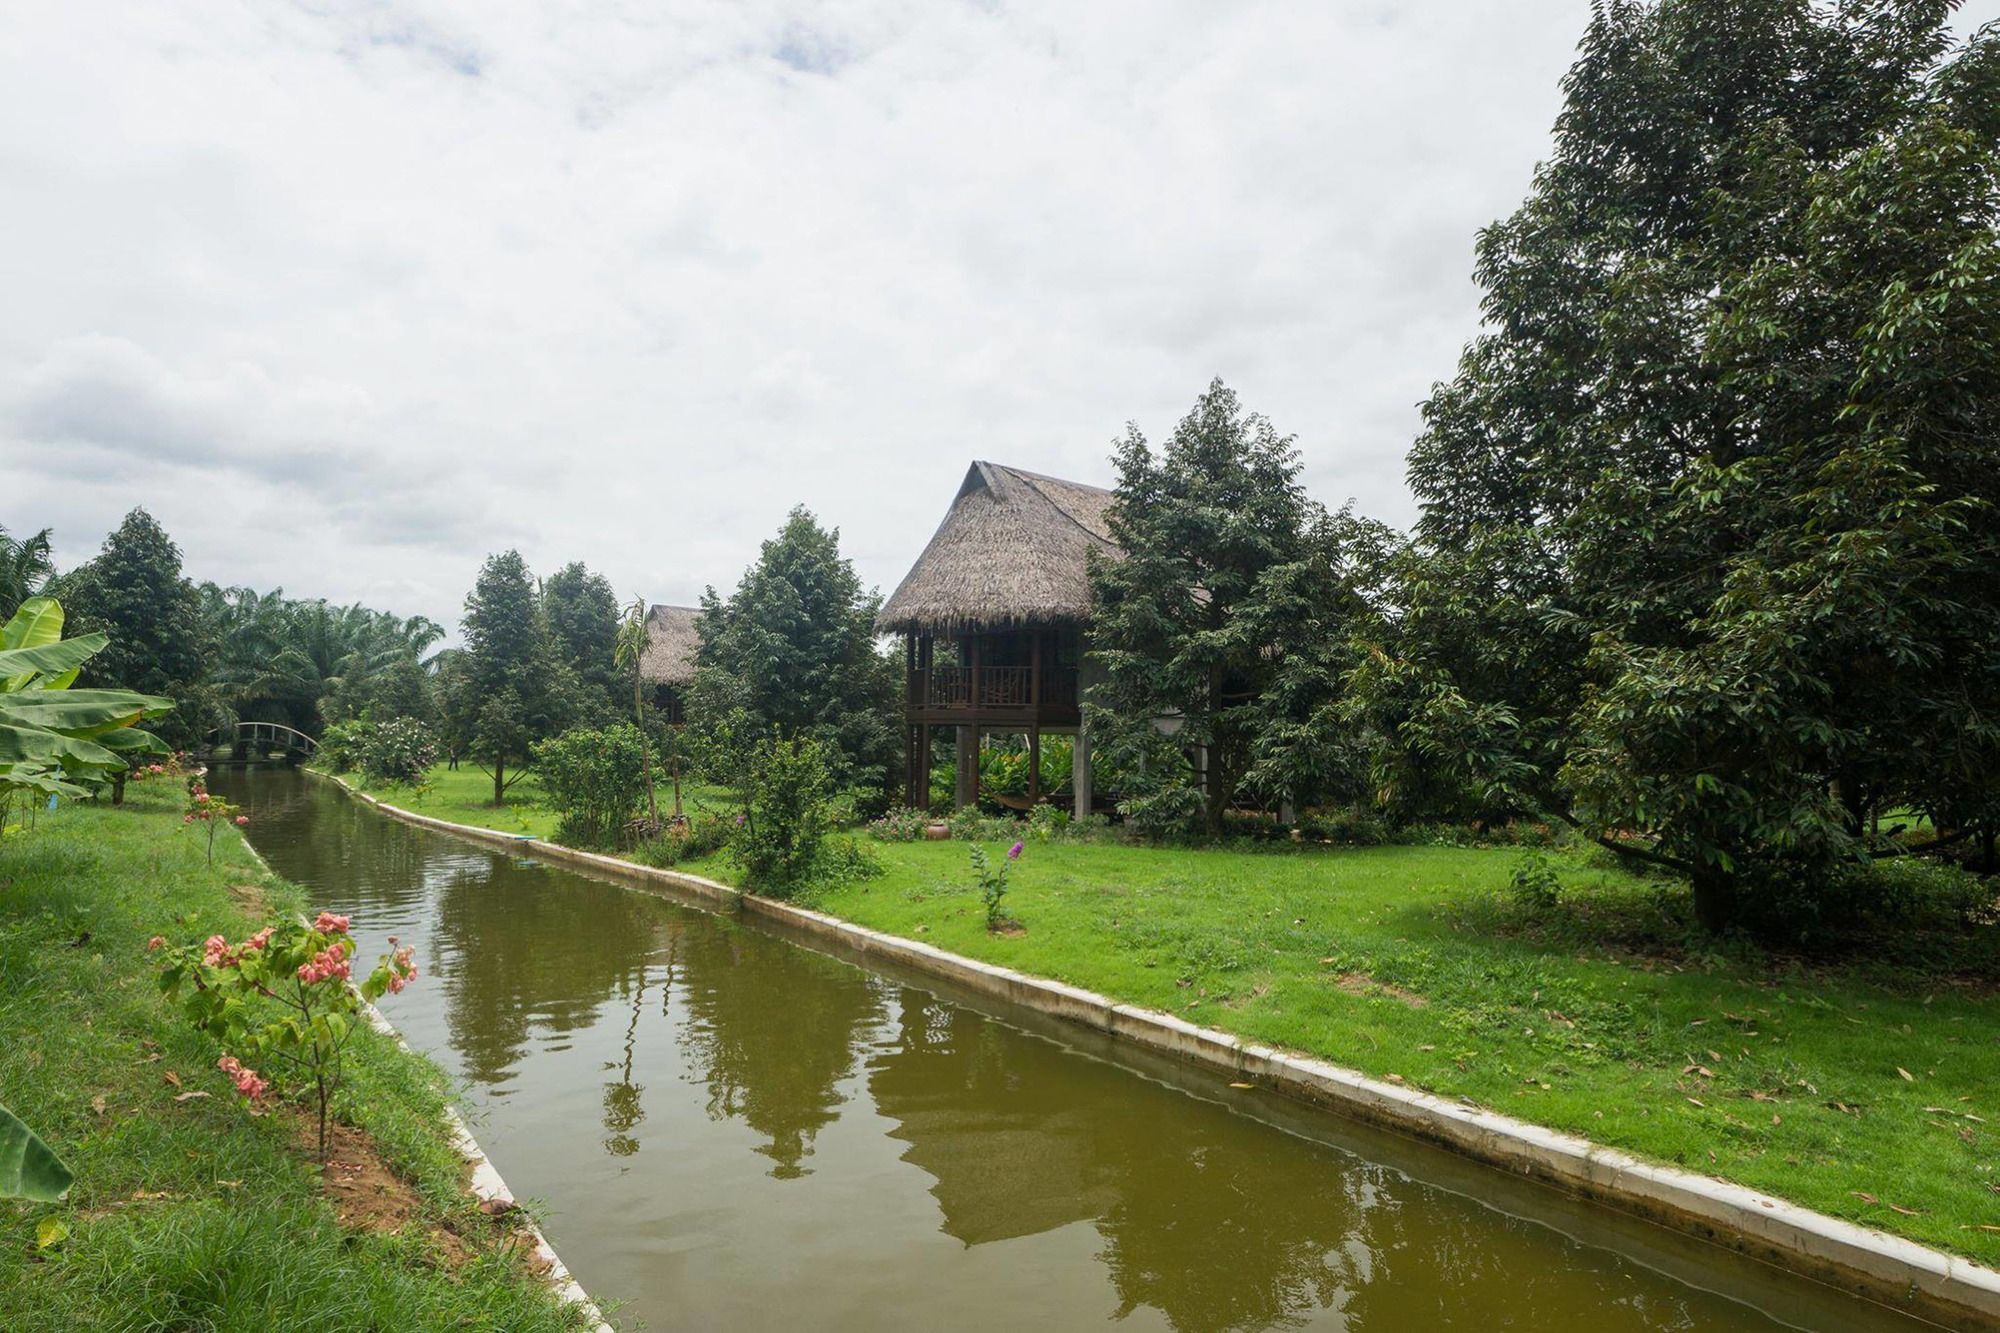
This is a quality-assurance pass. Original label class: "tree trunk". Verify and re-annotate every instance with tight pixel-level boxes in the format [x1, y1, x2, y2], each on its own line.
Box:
[112, 771, 127, 806]
[1691, 862, 1736, 933]
[493, 755, 505, 806]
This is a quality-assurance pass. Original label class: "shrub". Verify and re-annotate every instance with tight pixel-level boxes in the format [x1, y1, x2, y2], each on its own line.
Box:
[733, 732, 837, 897]
[1026, 803, 1069, 841]
[866, 807, 932, 842]
[532, 724, 648, 849]
[358, 716, 438, 786]
[317, 720, 372, 774]
[1296, 806, 1390, 846]
[969, 840, 1022, 930]
[1508, 851, 1563, 914]
[947, 806, 1018, 843]
[629, 812, 733, 868]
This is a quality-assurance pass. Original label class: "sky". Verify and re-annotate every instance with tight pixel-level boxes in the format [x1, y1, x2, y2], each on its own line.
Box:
[5, 1, 1997, 635]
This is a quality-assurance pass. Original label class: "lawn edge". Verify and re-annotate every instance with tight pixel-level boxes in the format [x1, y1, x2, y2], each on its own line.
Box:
[234, 830, 614, 1332]
[318, 770, 2000, 1331]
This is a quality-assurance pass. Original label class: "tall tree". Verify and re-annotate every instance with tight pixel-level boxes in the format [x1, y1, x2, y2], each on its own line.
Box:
[457, 551, 575, 803]
[689, 509, 897, 798]
[57, 509, 216, 750]
[542, 561, 622, 723]
[1087, 380, 1378, 835]
[1388, 0, 2000, 929]
[0, 525, 54, 621]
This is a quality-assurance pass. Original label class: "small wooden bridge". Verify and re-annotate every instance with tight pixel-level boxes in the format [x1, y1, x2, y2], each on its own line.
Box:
[209, 721, 319, 759]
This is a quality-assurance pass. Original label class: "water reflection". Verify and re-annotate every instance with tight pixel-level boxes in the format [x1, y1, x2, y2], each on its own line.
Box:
[214, 768, 1919, 1333]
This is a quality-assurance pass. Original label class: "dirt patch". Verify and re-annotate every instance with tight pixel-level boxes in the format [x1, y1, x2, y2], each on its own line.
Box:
[1222, 982, 1272, 1010]
[1335, 971, 1428, 1009]
[989, 920, 1029, 938]
[227, 881, 271, 916]
[305, 1118, 472, 1268]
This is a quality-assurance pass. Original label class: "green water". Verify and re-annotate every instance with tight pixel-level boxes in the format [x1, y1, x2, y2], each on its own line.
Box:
[215, 768, 1931, 1332]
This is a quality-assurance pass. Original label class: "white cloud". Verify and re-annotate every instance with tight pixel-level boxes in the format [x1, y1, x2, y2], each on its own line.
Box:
[3, 0, 1994, 633]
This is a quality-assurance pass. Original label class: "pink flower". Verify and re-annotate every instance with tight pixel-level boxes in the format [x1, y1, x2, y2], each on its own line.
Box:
[202, 934, 238, 968]
[297, 940, 352, 984]
[195, 792, 210, 805]
[146, 935, 165, 951]
[1007, 841, 1024, 861]
[243, 926, 275, 951]
[216, 1054, 267, 1100]
[234, 815, 249, 826]
[182, 813, 194, 824]
[313, 911, 350, 934]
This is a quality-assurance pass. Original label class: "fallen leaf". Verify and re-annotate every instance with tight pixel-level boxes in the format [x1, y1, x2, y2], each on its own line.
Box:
[1772, 1114, 1781, 1125]
[1707, 1049, 1723, 1063]
[1686, 1097, 1706, 1108]
[162, 1070, 182, 1090]
[1964, 1225, 2000, 1234]
[1896, 1067, 1915, 1082]
[90, 1095, 107, 1116]
[1228, 1082, 1253, 1089]
[478, 1197, 519, 1217]
[1851, 1191, 1879, 1204]
[35, 1219, 67, 1251]
[1418, 1043, 1436, 1052]
[173, 1090, 209, 1103]
[1889, 1203, 1922, 1216]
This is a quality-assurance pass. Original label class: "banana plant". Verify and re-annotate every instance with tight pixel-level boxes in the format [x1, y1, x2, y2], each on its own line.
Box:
[0, 597, 171, 802]
[0, 1103, 72, 1201]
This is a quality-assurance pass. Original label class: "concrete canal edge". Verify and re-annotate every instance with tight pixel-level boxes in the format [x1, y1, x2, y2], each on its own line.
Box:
[234, 831, 614, 1332]
[320, 772, 2000, 1331]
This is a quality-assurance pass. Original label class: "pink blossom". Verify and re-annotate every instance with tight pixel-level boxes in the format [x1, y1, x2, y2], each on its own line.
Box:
[216, 1054, 268, 1100]
[297, 940, 352, 984]
[202, 934, 238, 968]
[243, 926, 275, 951]
[195, 792, 211, 805]
[234, 815, 249, 826]
[182, 813, 194, 824]
[1007, 841, 1024, 861]
[146, 935, 165, 951]
[313, 911, 350, 934]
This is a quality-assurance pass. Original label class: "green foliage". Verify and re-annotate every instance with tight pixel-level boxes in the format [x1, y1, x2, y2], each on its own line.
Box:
[1508, 851, 1563, 914]
[0, 1103, 72, 1202]
[967, 841, 1020, 931]
[53, 509, 215, 750]
[865, 806, 932, 842]
[0, 597, 171, 817]
[156, 912, 418, 1161]
[542, 562, 622, 724]
[358, 716, 439, 786]
[1381, 2, 2000, 930]
[202, 584, 442, 737]
[628, 812, 734, 867]
[316, 720, 369, 774]
[1293, 806, 1391, 846]
[689, 508, 898, 798]
[531, 723, 648, 848]
[732, 731, 837, 896]
[453, 551, 579, 803]
[1087, 380, 1388, 836]
[0, 525, 53, 623]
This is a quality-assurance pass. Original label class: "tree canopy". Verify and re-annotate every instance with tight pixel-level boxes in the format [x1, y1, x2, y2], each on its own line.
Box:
[452, 550, 578, 803]
[1384, 0, 2000, 928]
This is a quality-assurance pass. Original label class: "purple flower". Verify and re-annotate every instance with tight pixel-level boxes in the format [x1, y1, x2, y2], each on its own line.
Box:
[1007, 841, 1024, 861]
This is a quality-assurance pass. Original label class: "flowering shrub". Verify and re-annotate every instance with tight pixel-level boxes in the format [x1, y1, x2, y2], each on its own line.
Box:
[359, 716, 439, 786]
[182, 781, 247, 866]
[128, 752, 189, 784]
[969, 841, 1022, 931]
[865, 807, 931, 842]
[316, 720, 370, 774]
[155, 912, 419, 1160]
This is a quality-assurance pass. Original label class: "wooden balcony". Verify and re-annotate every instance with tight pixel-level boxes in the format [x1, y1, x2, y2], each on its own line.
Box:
[905, 663, 1080, 724]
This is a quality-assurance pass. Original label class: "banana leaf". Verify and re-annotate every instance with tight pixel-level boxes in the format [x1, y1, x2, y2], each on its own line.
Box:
[0, 691, 172, 738]
[0, 632, 105, 692]
[0, 723, 124, 774]
[0, 598, 63, 653]
[0, 1103, 72, 1201]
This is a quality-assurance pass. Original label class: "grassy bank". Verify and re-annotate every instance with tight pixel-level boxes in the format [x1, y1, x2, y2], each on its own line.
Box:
[812, 838, 2000, 1265]
[329, 762, 732, 849]
[0, 783, 592, 1330]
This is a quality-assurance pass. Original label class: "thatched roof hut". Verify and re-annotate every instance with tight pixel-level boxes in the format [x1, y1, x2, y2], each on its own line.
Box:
[876, 462, 1118, 634]
[638, 604, 701, 687]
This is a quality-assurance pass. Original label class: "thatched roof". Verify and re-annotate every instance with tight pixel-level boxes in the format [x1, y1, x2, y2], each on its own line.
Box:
[877, 462, 1119, 634]
[638, 604, 701, 686]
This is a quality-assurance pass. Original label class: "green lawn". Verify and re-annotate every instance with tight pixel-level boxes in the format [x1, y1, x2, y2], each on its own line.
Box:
[812, 837, 2000, 1264]
[0, 784, 591, 1330]
[331, 762, 733, 848]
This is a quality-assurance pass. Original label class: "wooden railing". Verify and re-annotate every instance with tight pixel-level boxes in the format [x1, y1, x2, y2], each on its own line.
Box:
[916, 666, 1078, 713]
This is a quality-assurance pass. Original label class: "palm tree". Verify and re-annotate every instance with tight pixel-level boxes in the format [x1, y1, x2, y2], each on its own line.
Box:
[0, 525, 54, 620]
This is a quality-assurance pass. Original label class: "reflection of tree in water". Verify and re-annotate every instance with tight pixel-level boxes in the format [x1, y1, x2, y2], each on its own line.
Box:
[870, 992, 1735, 1333]
[602, 925, 683, 1157]
[674, 921, 883, 1178]
[432, 858, 663, 1085]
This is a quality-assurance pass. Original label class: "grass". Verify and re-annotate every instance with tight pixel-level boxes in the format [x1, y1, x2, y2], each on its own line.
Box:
[808, 835, 2000, 1265]
[0, 782, 592, 1331]
[330, 761, 733, 847]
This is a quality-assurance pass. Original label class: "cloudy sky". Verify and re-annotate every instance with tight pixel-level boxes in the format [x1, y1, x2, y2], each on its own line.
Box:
[6, 1, 1996, 634]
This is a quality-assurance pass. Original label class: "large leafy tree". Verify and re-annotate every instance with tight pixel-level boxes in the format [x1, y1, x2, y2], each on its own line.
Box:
[689, 508, 897, 798]
[200, 585, 440, 734]
[455, 551, 576, 803]
[57, 509, 216, 750]
[1387, 0, 2000, 929]
[542, 561, 622, 724]
[1088, 380, 1384, 836]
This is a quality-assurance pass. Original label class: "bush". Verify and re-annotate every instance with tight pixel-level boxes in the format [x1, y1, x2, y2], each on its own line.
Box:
[866, 807, 932, 842]
[733, 732, 838, 897]
[317, 720, 371, 774]
[1508, 851, 1563, 914]
[1296, 806, 1391, 846]
[1732, 854, 1998, 948]
[1026, 803, 1069, 841]
[359, 716, 438, 786]
[629, 812, 734, 868]
[532, 724, 648, 849]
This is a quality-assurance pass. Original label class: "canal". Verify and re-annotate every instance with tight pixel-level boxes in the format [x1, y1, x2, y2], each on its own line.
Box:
[215, 767, 1928, 1332]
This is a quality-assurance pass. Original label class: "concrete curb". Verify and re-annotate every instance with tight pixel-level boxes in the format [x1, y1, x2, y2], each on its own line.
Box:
[319, 773, 2000, 1331]
[233, 818, 613, 1331]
